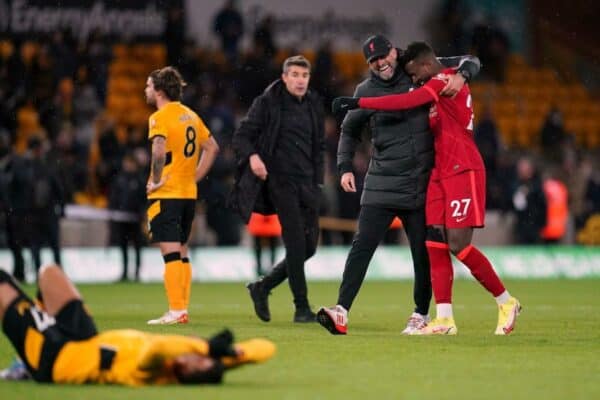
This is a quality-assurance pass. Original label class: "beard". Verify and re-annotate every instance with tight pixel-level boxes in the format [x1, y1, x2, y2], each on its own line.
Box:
[146, 94, 156, 106]
[373, 60, 398, 81]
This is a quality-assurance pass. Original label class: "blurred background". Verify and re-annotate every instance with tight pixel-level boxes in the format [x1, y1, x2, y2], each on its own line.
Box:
[0, 0, 598, 281]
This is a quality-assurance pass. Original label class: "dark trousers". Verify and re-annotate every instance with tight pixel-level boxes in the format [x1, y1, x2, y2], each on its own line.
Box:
[337, 205, 431, 315]
[253, 236, 278, 276]
[111, 221, 143, 280]
[261, 177, 320, 309]
[5, 214, 25, 282]
[29, 212, 62, 272]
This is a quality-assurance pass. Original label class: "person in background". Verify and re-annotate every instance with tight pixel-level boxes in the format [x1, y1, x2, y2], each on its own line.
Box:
[511, 156, 547, 244]
[540, 169, 568, 244]
[539, 108, 568, 164]
[0, 132, 25, 282]
[474, 108, 505, 210]
[26, 136, 64, 274]
[212, 0, 244, 65]
[247, 213, 281, 276]
[109, 153, 147, 281]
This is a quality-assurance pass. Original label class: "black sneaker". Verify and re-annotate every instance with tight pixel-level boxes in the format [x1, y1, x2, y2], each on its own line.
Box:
[246, 280, 271, 322]
[293, 307, 317, 323]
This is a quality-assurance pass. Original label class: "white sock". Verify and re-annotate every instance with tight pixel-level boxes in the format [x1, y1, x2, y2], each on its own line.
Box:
[436, 303, 453, 319]
[170, 309, 187, 317]
[335, 305, 348, 315]
[495, 291, 511, 305]
[412, 312, 429, 321]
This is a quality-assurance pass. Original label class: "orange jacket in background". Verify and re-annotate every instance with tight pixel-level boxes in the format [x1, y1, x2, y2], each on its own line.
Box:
[541, 179, 568, 240]
[247, 213, 282, 237]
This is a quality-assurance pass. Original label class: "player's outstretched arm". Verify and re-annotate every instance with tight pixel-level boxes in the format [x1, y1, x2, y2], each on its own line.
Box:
[332, 97, 360, 114]
[220, 338, 277, 370]
[334, 86, 437, 115]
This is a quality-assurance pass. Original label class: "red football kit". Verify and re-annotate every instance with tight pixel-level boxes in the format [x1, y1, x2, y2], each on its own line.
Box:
[360, 69, 486, 228]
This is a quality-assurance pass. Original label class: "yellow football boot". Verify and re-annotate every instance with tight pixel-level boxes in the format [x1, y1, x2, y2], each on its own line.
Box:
[413, 317, 457, 335]
[495, 297, 521, 335]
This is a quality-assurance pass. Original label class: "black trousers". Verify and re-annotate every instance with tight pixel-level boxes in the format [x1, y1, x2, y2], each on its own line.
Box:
[261, 176, 320, 309]
[29, 212, 62, 272]
[111, 221, 143, 280]
[337, 205, 431, 315]
[253, 236, 278, 276]
[5, 213, 25, 281]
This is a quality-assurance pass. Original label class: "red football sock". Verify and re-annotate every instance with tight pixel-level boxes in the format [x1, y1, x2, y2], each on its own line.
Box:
[426, 241, 453, 304]
[456, 245, 505, 297]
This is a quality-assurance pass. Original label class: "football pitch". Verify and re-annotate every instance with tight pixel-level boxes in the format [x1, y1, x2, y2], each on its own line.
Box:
[1, 279, 599, 400]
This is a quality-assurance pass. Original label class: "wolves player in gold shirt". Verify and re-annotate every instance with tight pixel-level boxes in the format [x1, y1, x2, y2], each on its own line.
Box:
[0, 266, 275, 385]
[144, 66, 220, 325]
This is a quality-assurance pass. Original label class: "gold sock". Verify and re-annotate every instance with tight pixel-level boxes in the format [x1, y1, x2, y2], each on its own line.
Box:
[182, 259, 192, 309]
[164, 260, 185, 310]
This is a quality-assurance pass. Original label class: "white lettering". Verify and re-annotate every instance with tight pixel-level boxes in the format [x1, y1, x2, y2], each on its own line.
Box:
[6, 0, 166, 41]
[29, 307, 56, 332]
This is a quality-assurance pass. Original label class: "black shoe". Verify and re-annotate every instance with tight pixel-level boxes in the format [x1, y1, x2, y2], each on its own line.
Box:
[246, 280, 271, 322]
[293, 308, 316, 323]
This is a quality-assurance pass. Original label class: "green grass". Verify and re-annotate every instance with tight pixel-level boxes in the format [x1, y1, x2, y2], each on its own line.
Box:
[1, 279, 599, 399]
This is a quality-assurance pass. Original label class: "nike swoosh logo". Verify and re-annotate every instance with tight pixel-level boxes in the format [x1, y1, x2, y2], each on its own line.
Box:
[341, 104, 348, 109]
[456, 216, 467, 222]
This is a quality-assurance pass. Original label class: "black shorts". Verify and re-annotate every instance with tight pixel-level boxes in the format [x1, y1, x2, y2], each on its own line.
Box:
[1, 296, 97, 382]
[147, 199, 196, 243]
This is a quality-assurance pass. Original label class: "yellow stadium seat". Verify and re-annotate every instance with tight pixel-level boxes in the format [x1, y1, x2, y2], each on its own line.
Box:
[512, 118, 534, 148]
[496, 117, 517, 146]
[149, 45, 163, 61]
[536, 68, 558, 85]
[499, 84, 520, 101]
[493, 99, 519, 118]
[570, 84, 589, 101]
[582, 120, 600, 148]
[108, 61, 130, 77]
[0, 40, 14, 58]
[564, 117, 586, 139]
[20, 41, 39, 66]
[112, 44, 129, 59]
[106, 95, 126, 112]
[505, 69, 529, 85]
[535, 85, 557, 104]
[15, 103, 45, 153]
[527, 101, 551, 120]
[553, 85, 571, 101]
[507, 54, 526, 67]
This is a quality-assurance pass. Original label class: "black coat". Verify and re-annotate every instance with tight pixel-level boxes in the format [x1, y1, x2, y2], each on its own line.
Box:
[338, 52, 481, 210]
[512, 176, 547, 244]
[229, 80, 325, 223]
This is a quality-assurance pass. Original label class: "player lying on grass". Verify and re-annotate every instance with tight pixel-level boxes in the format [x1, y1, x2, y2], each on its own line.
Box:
[321, 42, 521, 336]
[0, 265, 275, 385]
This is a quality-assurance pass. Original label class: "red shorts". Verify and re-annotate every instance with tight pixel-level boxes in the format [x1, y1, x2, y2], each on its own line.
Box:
[426, 170, 486, 228]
